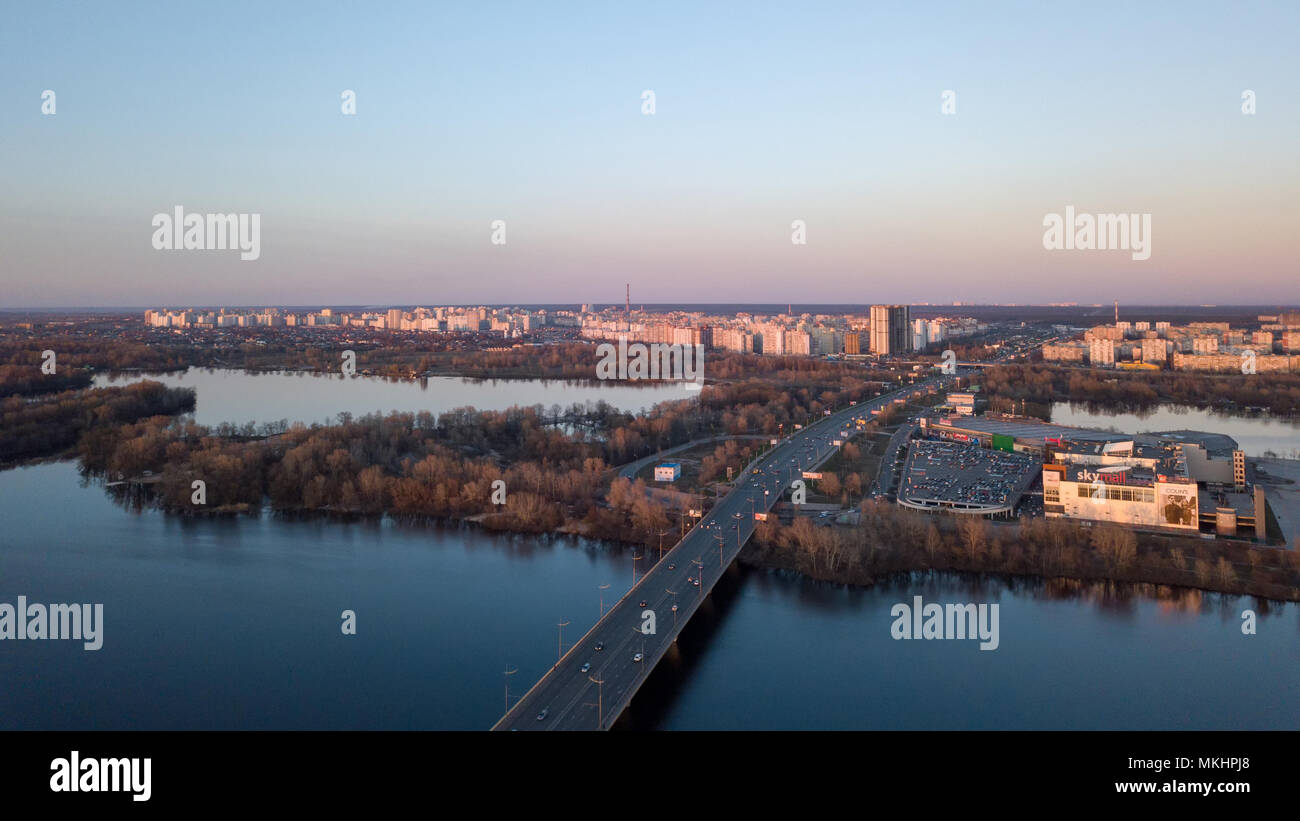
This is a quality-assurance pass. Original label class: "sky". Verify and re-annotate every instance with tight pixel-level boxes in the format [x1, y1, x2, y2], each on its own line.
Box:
[1, 0, 1297, 308]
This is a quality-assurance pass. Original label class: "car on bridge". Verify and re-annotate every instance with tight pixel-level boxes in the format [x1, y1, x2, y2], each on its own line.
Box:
[536, 709, 548, 721]
[581, 663, 590, 673]
[632, 653, 644, 663]
[594, 642, 604, 651]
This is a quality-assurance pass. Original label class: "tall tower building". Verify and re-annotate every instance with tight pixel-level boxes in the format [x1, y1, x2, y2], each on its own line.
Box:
[869, 305, 911, 355]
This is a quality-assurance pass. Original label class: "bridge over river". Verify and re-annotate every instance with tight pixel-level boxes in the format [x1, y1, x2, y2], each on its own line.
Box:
[493, 375, 954, 730]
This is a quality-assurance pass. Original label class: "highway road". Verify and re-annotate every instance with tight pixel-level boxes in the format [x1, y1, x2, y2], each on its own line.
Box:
[493, 373, 957, 730]
[617, 434, 768, 480]
[873, 421, 918, 499]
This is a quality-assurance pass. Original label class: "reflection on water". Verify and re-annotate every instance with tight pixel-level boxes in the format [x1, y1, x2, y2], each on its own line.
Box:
[634, 566, 1300, 730]
[1050, 402, 1300, 458]
[1, 461, 637, 730]
[5, 458, 1299, 728]
[94, 367, 694, 428]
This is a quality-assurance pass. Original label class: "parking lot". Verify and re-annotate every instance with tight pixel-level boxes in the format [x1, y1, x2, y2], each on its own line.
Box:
[898, 439, 1040, 514]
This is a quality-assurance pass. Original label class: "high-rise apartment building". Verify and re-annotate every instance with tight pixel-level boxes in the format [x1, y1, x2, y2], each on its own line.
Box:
[869, 305, 910, 355]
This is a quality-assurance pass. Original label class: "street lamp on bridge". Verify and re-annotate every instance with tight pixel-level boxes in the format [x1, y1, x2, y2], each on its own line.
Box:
[588, 674, 605, 730]
[656, 528, 672, 560]
[503, 666, 518, 716]
[555, 620, 570, 668]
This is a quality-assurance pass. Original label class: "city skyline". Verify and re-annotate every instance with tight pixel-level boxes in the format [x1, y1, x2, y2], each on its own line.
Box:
[3, 1, 1298, 307]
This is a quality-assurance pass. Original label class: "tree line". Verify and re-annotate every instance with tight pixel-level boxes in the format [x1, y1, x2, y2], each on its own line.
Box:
[1, 381, 195, 466]
[746, 499, 1300, 601]
[983, 363, 1300, 416]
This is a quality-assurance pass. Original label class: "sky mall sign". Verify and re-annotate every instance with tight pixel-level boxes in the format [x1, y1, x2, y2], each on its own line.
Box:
[1077, 469, 1128, 484]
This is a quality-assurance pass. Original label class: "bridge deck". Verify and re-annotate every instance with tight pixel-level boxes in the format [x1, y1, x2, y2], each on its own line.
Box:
[492, 377, 950, 731]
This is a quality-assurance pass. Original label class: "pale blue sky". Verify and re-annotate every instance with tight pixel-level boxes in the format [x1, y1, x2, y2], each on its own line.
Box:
[1, 0, 1296, 307]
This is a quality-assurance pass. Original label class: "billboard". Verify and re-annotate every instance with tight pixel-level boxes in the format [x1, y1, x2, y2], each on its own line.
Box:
[992, 433, 1015, 453]
[1157, 482, 1198, 528]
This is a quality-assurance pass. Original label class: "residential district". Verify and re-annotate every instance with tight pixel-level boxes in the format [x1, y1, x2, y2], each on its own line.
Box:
[138, 302, 1298, 548]
[142, 303, 974, 356]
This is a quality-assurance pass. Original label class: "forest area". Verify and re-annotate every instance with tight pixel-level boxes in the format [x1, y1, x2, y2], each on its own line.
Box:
[0, 381, 195, 466]
[68, 364, 891, 549]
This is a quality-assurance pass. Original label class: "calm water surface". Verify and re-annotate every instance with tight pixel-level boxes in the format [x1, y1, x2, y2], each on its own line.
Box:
[4, 381, 1298, 729]
[94, 368, 693, 427]
[1051, 402, 1300, 458]
[4, 461, 1297, 730]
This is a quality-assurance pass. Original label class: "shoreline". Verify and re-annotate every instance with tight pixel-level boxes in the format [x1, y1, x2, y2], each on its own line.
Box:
[81, 461, 1300, 604]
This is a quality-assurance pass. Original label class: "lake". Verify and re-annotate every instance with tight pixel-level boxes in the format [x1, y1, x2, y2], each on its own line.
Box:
[93, 368, 695, 428]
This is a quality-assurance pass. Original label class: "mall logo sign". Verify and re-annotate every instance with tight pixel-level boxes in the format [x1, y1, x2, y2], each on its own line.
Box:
[596, 338, 704, 390]
[1042, 206, 1151, 261]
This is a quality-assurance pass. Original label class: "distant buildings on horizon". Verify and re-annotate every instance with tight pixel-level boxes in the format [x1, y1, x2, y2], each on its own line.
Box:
[143, 305, 989, 359]
[1042, 312, 1300, 372]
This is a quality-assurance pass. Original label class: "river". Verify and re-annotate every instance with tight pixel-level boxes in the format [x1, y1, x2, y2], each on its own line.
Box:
[2, 378, 1297, 729]
[1051, 402, 1300, 458]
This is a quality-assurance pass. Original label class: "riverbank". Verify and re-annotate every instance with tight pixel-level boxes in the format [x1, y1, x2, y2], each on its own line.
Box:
[982, 363, 1300, 417]
[743, 503, 1300, 602]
